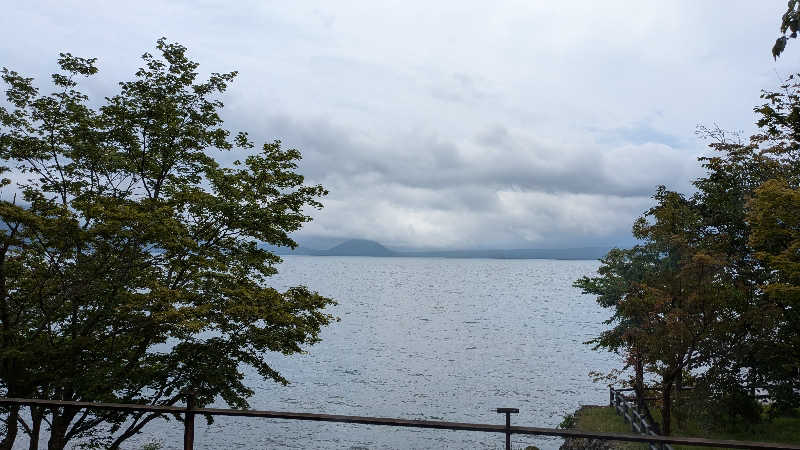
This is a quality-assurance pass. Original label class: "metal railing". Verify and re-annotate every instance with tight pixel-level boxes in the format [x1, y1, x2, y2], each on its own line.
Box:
[610, 387, 673, 450]
[2, 397, 800, 450]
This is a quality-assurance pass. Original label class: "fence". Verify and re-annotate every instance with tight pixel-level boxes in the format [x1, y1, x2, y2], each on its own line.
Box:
[2, 397, 800, 450]
[610, 387, 673, 450]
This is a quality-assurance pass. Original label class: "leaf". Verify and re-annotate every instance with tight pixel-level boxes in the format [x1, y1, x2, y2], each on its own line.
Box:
[773, 36, 788, 60]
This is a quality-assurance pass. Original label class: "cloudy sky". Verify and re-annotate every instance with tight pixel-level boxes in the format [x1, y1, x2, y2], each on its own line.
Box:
[2, 1, 797, 250]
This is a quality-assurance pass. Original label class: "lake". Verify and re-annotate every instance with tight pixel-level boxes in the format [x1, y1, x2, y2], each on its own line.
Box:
[130, 256, 619, 449]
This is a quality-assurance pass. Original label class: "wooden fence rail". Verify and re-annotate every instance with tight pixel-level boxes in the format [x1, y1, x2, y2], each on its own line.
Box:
[2, 397, 800, 450]
[611, 387, 673, 450]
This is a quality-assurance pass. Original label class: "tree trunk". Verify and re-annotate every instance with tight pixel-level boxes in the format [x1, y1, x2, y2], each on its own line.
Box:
[633, 356, 646, 410]
[674, 373, 684, 429]
[631, 351, 659, 432]
[0, 405, 20, 450]
[47, 421, 68, 450]
[28, 406, 43, 450]
[661, 382, 673, 436]
[47, 408, 75, 450]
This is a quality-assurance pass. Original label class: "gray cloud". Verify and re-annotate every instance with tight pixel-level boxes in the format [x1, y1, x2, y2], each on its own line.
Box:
[249, 115, 699, 196]
[0, 1, 792, 249]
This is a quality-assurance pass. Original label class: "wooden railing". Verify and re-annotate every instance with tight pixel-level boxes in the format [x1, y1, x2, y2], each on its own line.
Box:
[610, 387, 673, 450]
[2, 397, 800, 450]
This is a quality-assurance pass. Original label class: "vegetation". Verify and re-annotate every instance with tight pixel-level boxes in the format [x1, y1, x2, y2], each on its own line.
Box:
[573, 405, 800, 449]
[774, 0, 800, 58]
[560, 405, 645, 450]
[575, 48, 800, 439]
[0, 39, 335, 449]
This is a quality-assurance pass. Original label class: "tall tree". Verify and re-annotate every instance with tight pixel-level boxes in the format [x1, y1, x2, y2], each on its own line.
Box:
[577, 188, 733, 435]
[631, 188, 735, 435]
[580, 72, 800, 433]
[747, 186, 800, 412]
[738, 73, 800, 410]
[0, 39, 336, 449]
[689, 126, 774, 404]
[574, 245, 657, 420]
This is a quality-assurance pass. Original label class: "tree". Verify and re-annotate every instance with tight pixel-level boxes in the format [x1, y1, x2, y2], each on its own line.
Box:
[0, 39, 336, 449]
[673, 74, 800, 421]
[632, 188, 738, 435]
[689, 126, 776, 406]
[574, 245, 657, 421]
[740, 74, 800, 411]
[577, 188, 733, 435]
[579, 72, 800, 434]
[747, 180, 800, 412]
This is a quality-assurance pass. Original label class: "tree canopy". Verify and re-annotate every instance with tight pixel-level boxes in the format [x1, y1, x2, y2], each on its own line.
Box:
[0, 39, 335, 449]
[576, 74, 800, 434]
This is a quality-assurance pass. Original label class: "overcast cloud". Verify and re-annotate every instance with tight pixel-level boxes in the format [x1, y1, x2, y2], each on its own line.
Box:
[1, 1, 796, 249]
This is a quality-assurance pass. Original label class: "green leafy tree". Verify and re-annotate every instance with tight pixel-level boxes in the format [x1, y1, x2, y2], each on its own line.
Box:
[577, 188, 733, 435]
[673, 74, 800, 419]
[747, 181, 800, 412]
[685, 127, 770, 404]
[0, 39, 336, 450]
[739, 74, 800, 411]
[631, 189, 737, 435]
[579, 72, 800, 434]
[574, 245, 656, 418]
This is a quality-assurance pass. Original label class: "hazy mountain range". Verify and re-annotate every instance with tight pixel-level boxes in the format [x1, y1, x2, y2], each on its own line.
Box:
[268, 239, 610, 260]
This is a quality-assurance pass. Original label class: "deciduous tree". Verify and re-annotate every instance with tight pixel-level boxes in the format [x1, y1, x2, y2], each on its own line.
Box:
[0, 39, 336, 449]
[579, 73, 800, 433]
[577, 188, 733, 435]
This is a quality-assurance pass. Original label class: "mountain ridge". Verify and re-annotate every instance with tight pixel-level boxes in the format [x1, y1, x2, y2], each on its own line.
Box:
[271, 239, 609, 260]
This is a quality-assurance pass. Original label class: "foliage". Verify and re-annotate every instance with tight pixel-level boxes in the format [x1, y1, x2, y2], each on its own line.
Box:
[558, 412, 577, 429]
[576, 73, 800, 435]
[575, 405, 800, 449]
[563, 406, 644, 450]
[774, 0, 800, 59]
[577, 188, 734, 434]
[0, 39, 335, 449]
[741, 73, 800, 413]
[139, 442, 163, 450]
[748, 180, 800, 414]
[574, 246, 657, 409]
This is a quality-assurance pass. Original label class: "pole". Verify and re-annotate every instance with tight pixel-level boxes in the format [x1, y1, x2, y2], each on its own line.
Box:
[496, 408, 519, 450]
[184, 393, 196, 450]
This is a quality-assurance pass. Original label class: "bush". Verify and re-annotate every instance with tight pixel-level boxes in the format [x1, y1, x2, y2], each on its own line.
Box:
[679, 379, 762, 432]
[558, 412, 577, 429]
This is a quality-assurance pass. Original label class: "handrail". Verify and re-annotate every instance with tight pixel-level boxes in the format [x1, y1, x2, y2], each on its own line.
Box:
[610, 387, 672, 450]
[2, 397, 800, 449]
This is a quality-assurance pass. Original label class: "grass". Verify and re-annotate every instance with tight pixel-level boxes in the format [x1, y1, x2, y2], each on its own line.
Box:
[571, 405, 648, 449]
[572, 404, 800, 450]
[647, 407, 800, 449]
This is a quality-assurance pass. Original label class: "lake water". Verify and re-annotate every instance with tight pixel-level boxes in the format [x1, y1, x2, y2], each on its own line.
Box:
[124, 256, 619, 449]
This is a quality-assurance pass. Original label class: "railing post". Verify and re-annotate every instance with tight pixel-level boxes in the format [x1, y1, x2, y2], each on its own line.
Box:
[184, 392, 196, 450]
[496, 408, 519, 450]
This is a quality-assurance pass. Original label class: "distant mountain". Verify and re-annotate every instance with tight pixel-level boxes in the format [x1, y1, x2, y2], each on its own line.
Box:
[260, 244, 315, 255]
[316, 239, 396, 256]
[403, 247, 611, 260]
[267, 239, 610, 260]
[267, 239, 395, 256]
